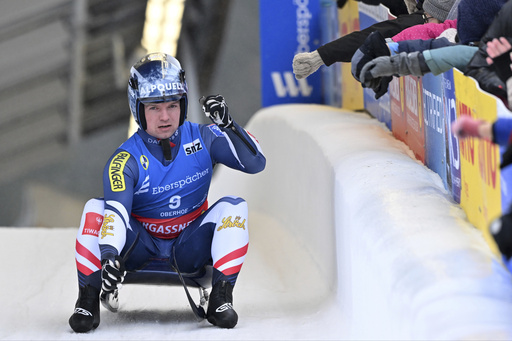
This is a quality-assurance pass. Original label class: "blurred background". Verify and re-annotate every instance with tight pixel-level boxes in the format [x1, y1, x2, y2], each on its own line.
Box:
[0, 0, 260, 227]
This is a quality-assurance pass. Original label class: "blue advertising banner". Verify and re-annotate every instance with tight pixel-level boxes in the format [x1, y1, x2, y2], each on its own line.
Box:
[423, 73, 448, 189]
[442, 70, 461, 203]
[260, 0, 323, 107]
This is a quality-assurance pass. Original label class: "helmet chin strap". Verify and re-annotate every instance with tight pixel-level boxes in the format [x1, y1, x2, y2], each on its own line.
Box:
[160, 138, 173, 161]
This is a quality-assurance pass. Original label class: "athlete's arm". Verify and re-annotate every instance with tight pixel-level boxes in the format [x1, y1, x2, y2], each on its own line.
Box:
[200, 94, 265, 173]
[99, 150, 139, 261]
[200, 122, 266, 174]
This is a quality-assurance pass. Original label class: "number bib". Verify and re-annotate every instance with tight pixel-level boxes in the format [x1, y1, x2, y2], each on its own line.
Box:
[121, 122, 212, 239]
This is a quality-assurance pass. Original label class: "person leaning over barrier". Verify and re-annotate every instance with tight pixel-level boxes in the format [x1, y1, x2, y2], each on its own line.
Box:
[349, 0, 458, 98]
[292, 0, 427, 82]
[452, 37, 512, 272]
[353, 0, 508, 98]
[464, 0, 512, 100]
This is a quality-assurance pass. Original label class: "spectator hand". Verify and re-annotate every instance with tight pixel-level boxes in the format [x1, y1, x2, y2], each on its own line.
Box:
[485, 37, 512, 84]
[351, 30, 389, 82]
[201, 95, 233, 128]
[451, 115, 483, 139]
[359, 57, 393, 99]
[372, 76, 393, 100]
[292, 50, 324, 80]
[101, 256, 126, 292]
[465, 68, 507, 99]
[360, 52, 425, 83]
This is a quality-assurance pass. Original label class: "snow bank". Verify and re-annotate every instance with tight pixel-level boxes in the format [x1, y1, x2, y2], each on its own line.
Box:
[209, 104, 512, 340]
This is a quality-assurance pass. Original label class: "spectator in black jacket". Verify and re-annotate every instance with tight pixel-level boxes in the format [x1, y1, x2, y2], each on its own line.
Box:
[464, 0, 512, 100]
[352, 0, 506, 99]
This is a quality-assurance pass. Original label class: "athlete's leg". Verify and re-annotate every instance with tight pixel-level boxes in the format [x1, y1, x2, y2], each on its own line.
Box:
[172, 196, 249, 328]
[69, 198, 104, 333]
[74, 198, 104, 289]
[70, 199, 156, 332]
[173, 196, 249, 285]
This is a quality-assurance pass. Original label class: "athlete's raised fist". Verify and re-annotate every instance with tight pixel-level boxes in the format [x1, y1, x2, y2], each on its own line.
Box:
[200, 95, 233, 128]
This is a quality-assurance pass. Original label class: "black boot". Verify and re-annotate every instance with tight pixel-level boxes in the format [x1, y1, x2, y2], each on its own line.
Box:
[206, 280, 238, 328]
[69, 285, 100, 333]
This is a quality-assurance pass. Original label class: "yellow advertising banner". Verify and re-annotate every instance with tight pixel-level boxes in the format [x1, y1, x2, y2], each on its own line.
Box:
[454, 69, 501, 254]
[338, 0, 364, 110]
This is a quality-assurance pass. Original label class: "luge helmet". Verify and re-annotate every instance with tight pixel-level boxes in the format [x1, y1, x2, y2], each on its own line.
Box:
[128, 52, 188, 130]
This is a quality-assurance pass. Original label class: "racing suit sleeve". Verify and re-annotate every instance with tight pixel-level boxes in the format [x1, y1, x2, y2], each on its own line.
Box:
[99, 150, 139, 261]
[201, 121, 266, 174]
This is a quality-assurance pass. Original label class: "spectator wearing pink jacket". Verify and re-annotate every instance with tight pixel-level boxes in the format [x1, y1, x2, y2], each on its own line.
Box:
[392, 19, 457, 42]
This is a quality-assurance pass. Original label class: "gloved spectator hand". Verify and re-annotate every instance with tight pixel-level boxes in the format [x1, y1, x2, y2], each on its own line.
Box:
[351, 30, 389, 82]
[360, 52, 426, 84]
[486, 37, 512, 83]
[292, 50, 324, 80]
[101, 255, 126, 292]
[201, 95, 233, 128]
[372, 76, 393, 100]
[465, 68, 507, 99]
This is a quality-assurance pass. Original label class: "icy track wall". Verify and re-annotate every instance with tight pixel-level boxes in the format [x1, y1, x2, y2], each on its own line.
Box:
[208, 104, 512, 340]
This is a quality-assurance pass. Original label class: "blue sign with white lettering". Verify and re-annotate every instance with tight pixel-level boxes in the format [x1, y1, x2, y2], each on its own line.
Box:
[442, 70, 461, 203]
[259, 0, 323, 107]
[423, 73, 448, 190]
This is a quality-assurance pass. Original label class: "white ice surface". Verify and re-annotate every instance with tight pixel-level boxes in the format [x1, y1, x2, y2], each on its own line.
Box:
[2, 104, 512, 340]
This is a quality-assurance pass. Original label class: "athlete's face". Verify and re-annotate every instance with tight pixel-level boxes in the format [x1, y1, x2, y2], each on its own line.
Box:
[144, 100, 181, 139]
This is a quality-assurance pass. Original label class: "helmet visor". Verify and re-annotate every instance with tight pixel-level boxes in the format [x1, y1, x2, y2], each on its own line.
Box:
[131, 57, 187, 104]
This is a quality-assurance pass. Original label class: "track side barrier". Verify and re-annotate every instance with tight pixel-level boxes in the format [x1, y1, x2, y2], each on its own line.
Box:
[351, 2, 512, 254]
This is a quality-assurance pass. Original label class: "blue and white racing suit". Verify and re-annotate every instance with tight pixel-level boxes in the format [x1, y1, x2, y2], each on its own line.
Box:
[73, 119, 265, 290]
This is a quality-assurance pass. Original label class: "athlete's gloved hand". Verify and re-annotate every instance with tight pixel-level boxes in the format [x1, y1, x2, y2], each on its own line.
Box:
[201, 95, 233, 128]
[292, 50, 324, 80]
[101, 255, 126, 292]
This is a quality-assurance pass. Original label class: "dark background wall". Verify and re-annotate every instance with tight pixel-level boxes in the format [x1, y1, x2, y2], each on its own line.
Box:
[0, 0, 261, 227]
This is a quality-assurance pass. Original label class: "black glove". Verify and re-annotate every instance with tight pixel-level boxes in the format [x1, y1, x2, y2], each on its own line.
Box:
[372, 76, 393, 99]
[490, 213, 512, 260]
[491, 51, 512, 84]
[201, 95, 233, 128]
[465, 68, 507, 99]
[351, 30, 390, 82]
[101, 255, 126, 292]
